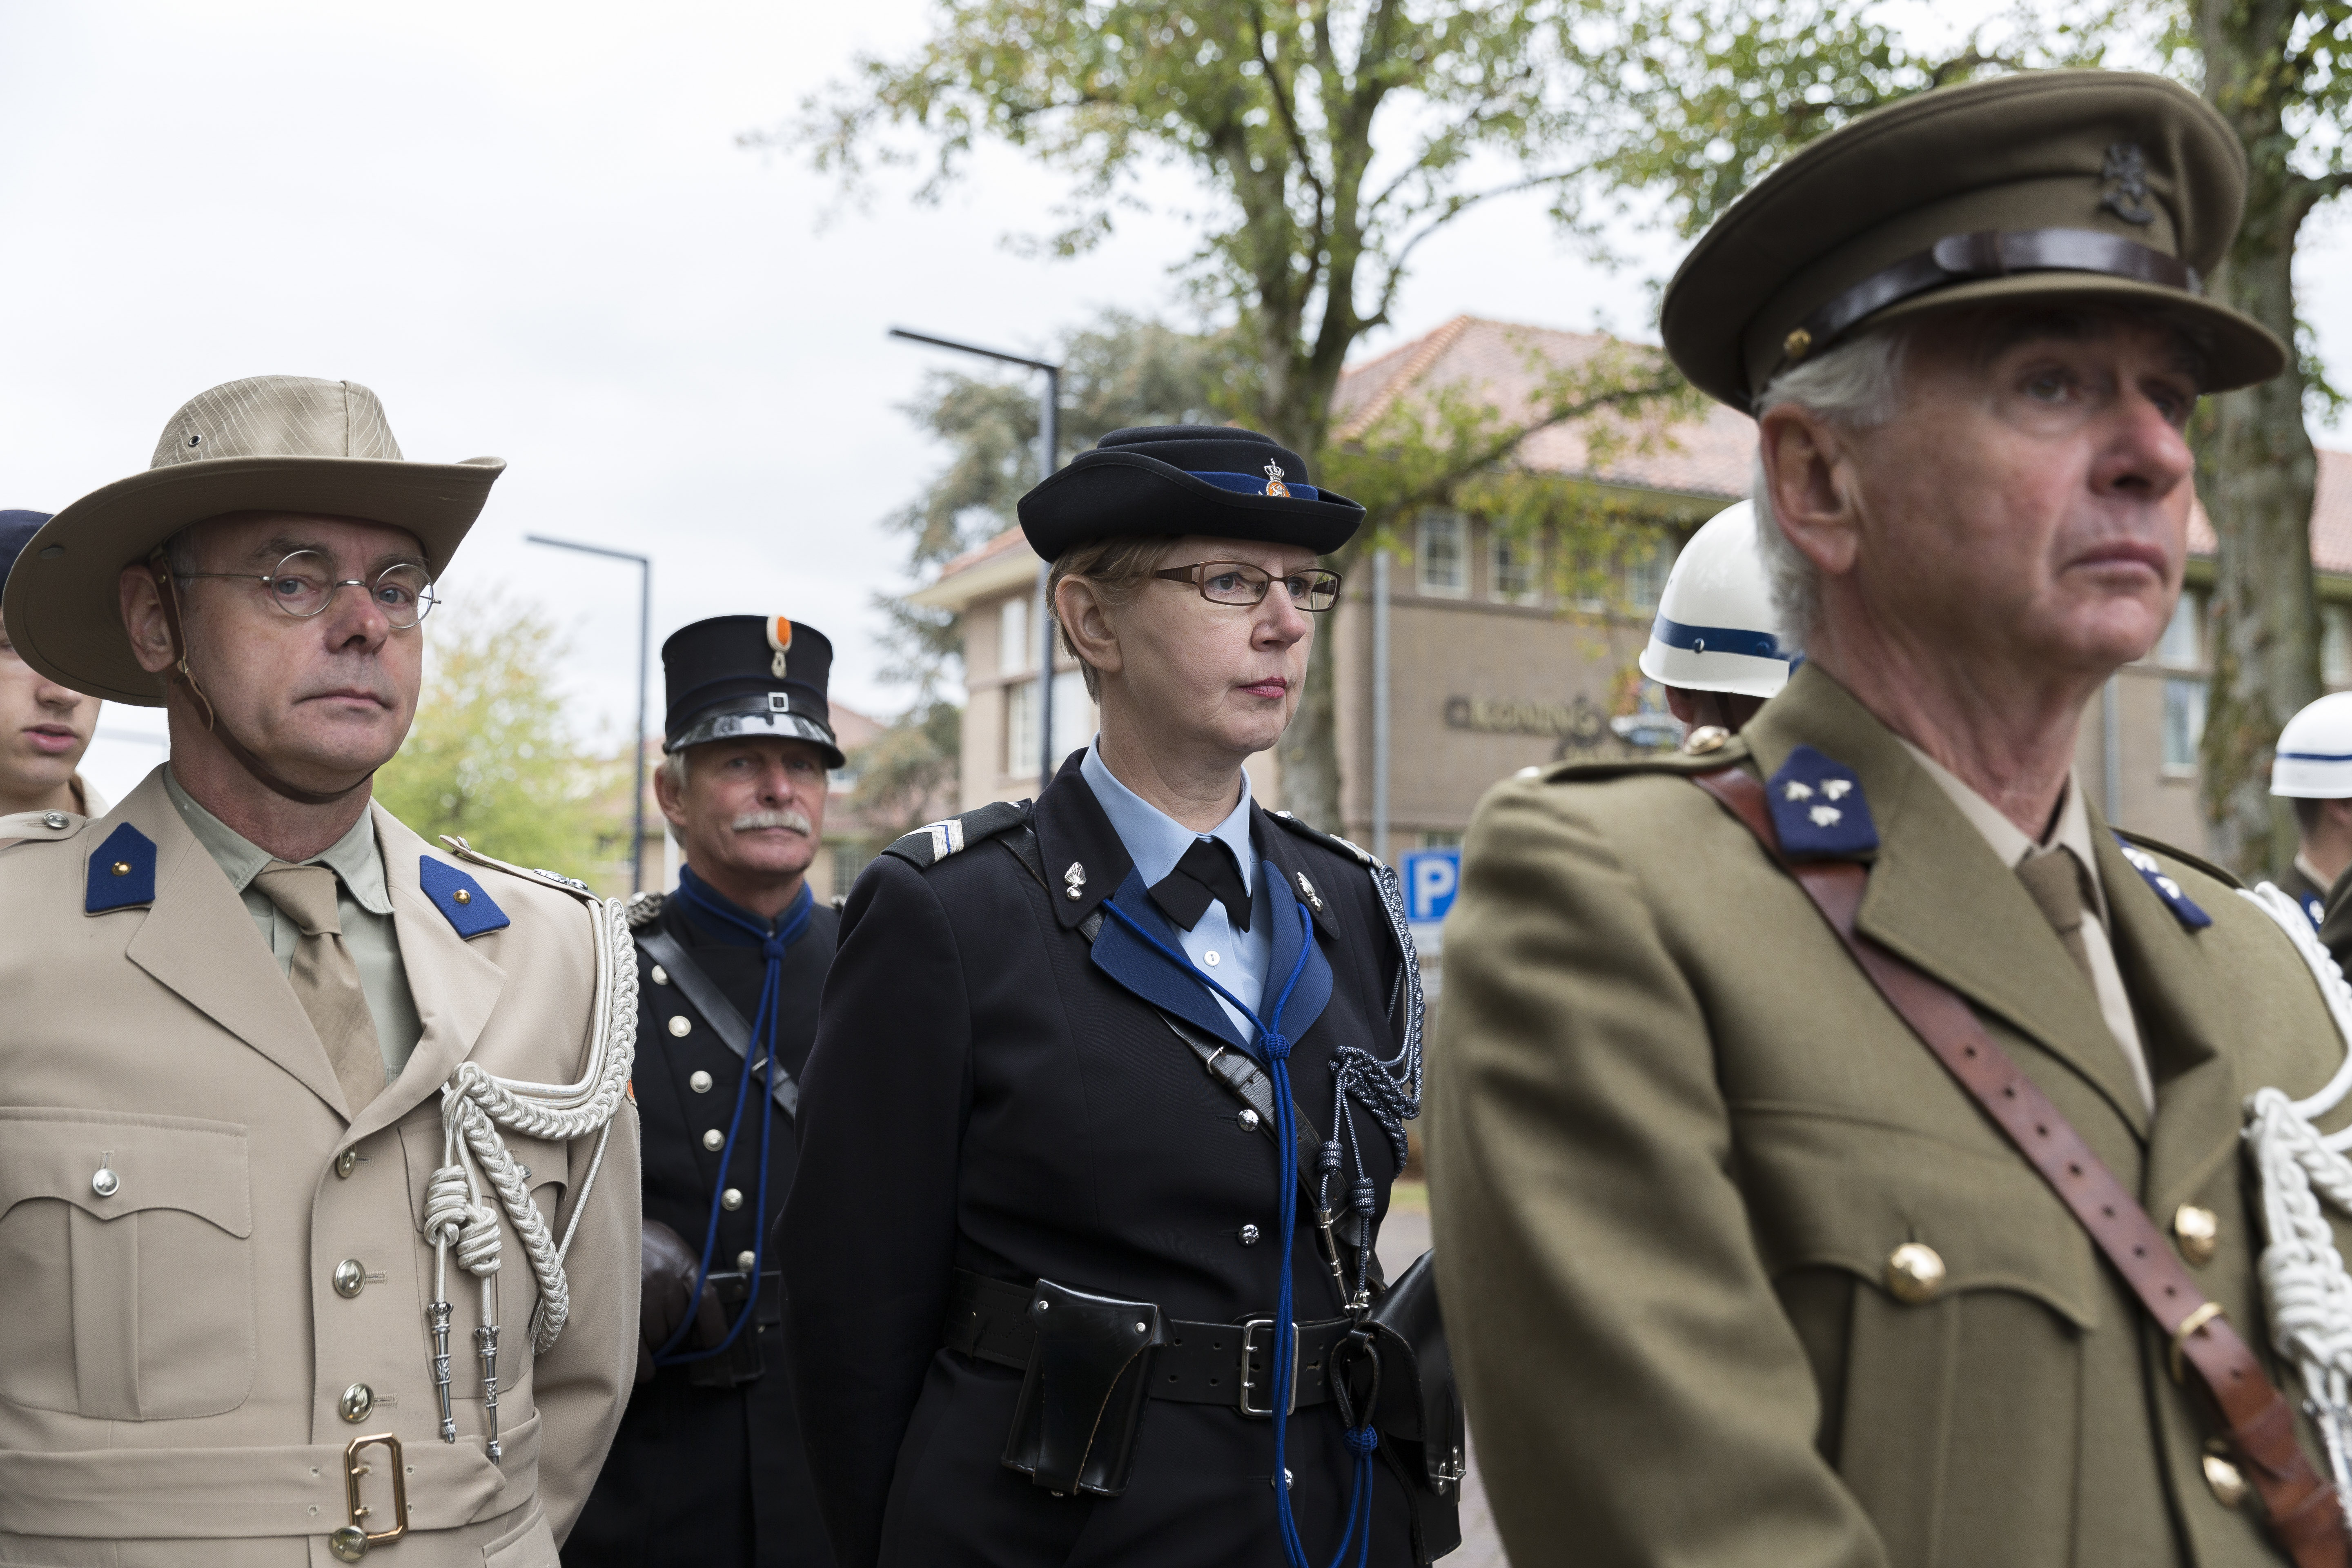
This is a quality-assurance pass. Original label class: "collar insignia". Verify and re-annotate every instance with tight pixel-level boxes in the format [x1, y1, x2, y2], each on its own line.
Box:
[421, 855, 510, 938]
[2114, 837, 2211, 929]
[1766, 745, 1877, 859]
[85, 823, 156, 913]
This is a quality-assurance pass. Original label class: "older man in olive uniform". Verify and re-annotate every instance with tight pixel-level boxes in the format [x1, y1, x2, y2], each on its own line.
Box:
[0, 377, 639, 1567]
[1432, 74, 2352, 1568]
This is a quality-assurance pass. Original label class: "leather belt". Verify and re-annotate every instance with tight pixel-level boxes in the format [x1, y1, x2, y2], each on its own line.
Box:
[1694, 766, 2348, 1568]
[945, 1270, 1354, 1416]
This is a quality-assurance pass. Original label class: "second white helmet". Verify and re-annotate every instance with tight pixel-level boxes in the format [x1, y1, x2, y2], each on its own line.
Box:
[2274, 690, 2352, 798]
[1637, 501, 1792, 700]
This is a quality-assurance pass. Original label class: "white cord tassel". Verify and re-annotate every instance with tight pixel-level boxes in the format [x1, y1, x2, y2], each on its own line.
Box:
[2235, 882, 2352, 1510]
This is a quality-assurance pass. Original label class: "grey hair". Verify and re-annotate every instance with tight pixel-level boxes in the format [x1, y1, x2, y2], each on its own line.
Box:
[1747, 325, 1912, 652]
[657, 749, 690, 844]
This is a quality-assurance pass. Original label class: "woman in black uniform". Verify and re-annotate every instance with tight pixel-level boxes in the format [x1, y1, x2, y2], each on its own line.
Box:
[782, 426, 1457, 1568]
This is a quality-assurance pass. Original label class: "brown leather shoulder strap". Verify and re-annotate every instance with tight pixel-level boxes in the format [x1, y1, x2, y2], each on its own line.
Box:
[1693, 765, 2345, 1565]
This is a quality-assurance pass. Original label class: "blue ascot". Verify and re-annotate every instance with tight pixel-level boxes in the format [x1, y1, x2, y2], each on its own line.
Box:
[652, 869, 815, 1365]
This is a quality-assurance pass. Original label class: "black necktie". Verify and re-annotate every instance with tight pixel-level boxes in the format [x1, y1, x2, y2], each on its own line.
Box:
[1149, 838, 1252, 932]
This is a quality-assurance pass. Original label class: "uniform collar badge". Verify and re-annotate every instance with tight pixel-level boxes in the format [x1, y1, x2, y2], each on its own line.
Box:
[1766, 744, 1878, 859]
[2114, 837, 2213, 929]
[420, 855, 510, 938]
[85, 822, 156, 913]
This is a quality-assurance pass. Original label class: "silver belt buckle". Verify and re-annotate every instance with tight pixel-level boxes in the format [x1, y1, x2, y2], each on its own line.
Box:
[1237, 1317, 1299, 1419]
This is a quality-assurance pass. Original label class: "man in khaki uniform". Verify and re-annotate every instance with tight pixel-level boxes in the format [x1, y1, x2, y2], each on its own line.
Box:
[0, 377, 639, 1567]
[1431, 73, 2352, 1566]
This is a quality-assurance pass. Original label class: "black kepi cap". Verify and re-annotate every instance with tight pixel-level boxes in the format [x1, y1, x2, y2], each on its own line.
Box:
[0, 510, 54, 595]
[662, 615, 842, 768]
[1017, 425, 1365, 560]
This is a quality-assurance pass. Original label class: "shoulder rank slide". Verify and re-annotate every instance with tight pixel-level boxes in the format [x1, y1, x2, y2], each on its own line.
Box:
[883, 799, 1030, 870]
[437, 835, 598, 902]
[421, 855, 510, 938]
[2114, 837, 2213, 930]
[1766, 745, 1878, 860]
[1267, 808, 1377, 867]
[85, 822, 157, 913]
[624, 889, 666, 931]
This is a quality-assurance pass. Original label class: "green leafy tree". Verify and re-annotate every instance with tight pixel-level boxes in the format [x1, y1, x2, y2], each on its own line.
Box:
[374, 591, 625, 885]
[775, 0, 1694, 830]
[846, 699, 965, 842]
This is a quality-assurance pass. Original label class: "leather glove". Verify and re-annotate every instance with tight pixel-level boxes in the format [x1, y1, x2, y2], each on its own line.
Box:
[637, 1219, 724, 1384]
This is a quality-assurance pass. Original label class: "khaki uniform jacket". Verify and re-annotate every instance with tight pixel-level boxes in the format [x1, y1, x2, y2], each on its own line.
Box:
[0, 768, 640, 1568]
[1428, 666, 2352, 1568]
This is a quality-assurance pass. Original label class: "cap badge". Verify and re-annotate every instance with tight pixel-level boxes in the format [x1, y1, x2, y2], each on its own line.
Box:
[2100, 143, 2155, 226]
[1263, 462, 1291, 499]
[766, 616, 794, 679]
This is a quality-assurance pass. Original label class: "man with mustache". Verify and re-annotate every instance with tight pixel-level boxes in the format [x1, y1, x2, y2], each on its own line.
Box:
[0, 377, 640, 1566]
[570, 617, 842, 1568]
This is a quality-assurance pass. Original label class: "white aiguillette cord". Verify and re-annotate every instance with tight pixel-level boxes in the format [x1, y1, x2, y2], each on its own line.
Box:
[2237, 881, 2352, 1515]
[419, 837, 637, 1455]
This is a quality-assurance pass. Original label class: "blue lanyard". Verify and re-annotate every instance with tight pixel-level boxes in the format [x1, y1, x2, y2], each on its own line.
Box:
[653, 878, 813, 1366]
[1096, 893, 1381, 1568]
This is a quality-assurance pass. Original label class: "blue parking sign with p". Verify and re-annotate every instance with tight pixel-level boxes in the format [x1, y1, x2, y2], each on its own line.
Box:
[1401, 847, 1461, 924]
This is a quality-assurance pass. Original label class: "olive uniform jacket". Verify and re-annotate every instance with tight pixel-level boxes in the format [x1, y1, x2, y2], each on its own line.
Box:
[782, 754, 1418, 1568]
[1428, 665, 2352, 1568]
[0, 768, 640, 1568]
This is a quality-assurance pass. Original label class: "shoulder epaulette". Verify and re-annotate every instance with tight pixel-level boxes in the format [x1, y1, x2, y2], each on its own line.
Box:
[439, 836, 601, 904]
[1265, 809, 1378, 868]
[625, 889, 665, 930]
[1538, 731, 1756, 785]
[0, 807, 88, 844]
[881, 799, 1030, 870]
[2114, 827, 2243, 893]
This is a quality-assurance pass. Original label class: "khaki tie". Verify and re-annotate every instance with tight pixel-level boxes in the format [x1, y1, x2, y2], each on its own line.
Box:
[253, 860, 386, 1117]
[2016, 847, 2096, 985]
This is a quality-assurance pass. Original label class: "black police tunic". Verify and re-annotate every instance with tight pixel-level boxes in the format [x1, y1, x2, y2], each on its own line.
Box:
[782, 755, 1419, 1568]
[568, 875, 840, 1568]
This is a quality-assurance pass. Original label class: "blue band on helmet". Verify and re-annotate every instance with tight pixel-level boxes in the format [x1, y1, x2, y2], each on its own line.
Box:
[1652, 615, 1786, 662]
[2280, 750, 2352, 763]
[1187, 470, 1323, 501]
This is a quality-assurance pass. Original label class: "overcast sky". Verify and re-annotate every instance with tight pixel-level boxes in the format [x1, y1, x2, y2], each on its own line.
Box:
[5, 2, 2343, 806]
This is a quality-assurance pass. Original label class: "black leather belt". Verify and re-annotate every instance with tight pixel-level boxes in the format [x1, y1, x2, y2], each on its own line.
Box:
[944, 1270, 1354, 1416]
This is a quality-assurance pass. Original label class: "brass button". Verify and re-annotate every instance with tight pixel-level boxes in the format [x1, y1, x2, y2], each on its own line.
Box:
[735, 1250, 757, 1272]
[668, 1015, 693, 1038]
[1682, 725, 1730, 755]
[1884, 1242, 1946, 1303]
[111, 860, 131, 876]
[332, 1258, 366, 1298]
[91, 1167, 119, 1198]
[454, 888, 472, 905]
[702, 1129, 724, 1152]
[338, 1382, 374, 1422]
[335, 1147, 359, 1179]
[329, 1524, 371, 1561]
[651, 964, 670, 987]
[722, 1187, 744, 1211]
[2175, 1204, 2220, 1266]
[2203, 1451, 2249, 1508]
[689, 1070, 713, 1094]
[1784, 326, 1814, 361]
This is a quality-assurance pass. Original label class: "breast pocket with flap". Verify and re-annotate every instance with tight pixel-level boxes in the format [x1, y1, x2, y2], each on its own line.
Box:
[0, 1107, 254, 1421]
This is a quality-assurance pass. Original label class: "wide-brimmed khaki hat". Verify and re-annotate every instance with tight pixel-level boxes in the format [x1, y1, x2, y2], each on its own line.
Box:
[1660, 70, 2286, 411]
[3, 376, 503, 705]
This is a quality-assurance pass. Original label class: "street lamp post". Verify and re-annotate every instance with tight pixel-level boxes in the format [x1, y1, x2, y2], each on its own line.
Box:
[526, 535, 652, 895]
[889, 326, 1063, 792]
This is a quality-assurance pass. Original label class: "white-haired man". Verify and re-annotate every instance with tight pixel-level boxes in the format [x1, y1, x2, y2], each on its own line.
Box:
[1432, 73, 2352, 1568]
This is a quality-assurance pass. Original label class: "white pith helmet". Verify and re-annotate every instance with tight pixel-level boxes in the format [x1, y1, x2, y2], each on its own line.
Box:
[1637, 501, 1791, 699]
[2273, 691, 2352, 798]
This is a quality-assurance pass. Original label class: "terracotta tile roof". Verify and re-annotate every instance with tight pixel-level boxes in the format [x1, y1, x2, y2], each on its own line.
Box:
[933, 524, 1031, 580]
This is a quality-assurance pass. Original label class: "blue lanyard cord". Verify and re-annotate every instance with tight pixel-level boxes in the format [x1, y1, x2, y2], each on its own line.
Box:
[652, 882, 812, 1366]
[1094, 896, 1376, 1568]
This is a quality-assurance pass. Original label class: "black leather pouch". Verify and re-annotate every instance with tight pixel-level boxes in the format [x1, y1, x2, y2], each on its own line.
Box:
[1000, 1278, 1166, 1496]
[1364, 1251, 1465, 1558]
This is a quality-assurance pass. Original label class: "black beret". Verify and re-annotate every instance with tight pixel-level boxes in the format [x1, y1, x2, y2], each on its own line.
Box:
[1017, 425, 1364, 560]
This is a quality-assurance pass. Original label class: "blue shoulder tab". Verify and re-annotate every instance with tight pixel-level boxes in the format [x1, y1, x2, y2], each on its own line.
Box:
[420, 855, 510, 938]
[85, 823, 156, 913]
[1767, 744, 1878, 860]
[2114, 837, 2212, 930]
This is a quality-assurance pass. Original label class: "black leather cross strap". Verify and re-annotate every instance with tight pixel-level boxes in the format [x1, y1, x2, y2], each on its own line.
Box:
[1777, 227, 2201, 376]
[1693, 766, 2347, 1568]
[945, 1268, 1354, 1413]
[635, 926, 800, 1120]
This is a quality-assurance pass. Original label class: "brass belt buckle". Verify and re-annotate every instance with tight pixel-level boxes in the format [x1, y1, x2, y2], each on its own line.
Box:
[1237, 1317, 1299, 1419]
[330, 1432, 410, 1561]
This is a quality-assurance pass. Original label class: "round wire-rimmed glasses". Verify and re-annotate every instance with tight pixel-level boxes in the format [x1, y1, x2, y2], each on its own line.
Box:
[1152, 561, 1343, 612]
[178, 550, 439, 630]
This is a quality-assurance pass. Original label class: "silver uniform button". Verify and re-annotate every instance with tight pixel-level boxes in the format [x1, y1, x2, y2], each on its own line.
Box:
[334, 1147, 359, 1179]
[650, 964, 670, 986]
[722, 1187, 744, 1211]
[1239, 1223, 1261, 1246]
[339, 1382, 374, 1422]
[329, 1525, 370, 1561]
[91, 1167, 120, 1198]
[42, 811, 67, 829]
[690, 1070, 714, 1094]
[332, 1258, 366, 1298]
[1238, 1109, 1261, 1132]
[668, 1015, 693, 1038]
[736, 1250, 757, 1272]
[703, 1129, 725, 1151]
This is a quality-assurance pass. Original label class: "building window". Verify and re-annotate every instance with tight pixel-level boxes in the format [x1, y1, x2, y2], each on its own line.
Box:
[831, 840, 871, 901]
[1004, 678, 1037, 776]
[2154, 590, 2201, 668]
[1005, 668, 1095, 775]
[2325, 604, 2352, 688]
[1490, 529, 1537, 604]
[999, 595, 1031, 677]
[1418, 512, 1466, 596]
[1421, 831, 1463, 849]
[2162, 678, 2206, 775]
[1623, 536, 1678, 612]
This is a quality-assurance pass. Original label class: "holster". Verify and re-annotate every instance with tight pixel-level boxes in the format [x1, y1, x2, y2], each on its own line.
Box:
[1361, 1251, 1465, 1558]
[1000, 1278, 1167, 1497]
[684, 1270, 782, 1390]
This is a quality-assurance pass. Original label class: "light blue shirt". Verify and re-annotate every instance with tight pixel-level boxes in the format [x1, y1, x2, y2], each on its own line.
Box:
[1081, 740, 1270, 1037]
